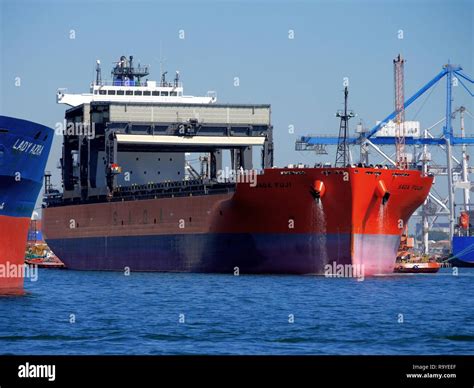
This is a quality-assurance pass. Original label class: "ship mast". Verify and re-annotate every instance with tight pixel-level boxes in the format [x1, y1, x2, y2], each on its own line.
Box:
[335, 86, 355, 167]
[96, 60, 102, 85]
[394, 54, 407, 169]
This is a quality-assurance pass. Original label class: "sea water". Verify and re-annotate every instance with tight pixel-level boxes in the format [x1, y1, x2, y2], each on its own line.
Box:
[0, 268, 473, 355]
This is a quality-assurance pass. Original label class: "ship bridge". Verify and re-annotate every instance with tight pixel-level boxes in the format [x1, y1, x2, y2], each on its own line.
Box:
[57, 55, 217, 107]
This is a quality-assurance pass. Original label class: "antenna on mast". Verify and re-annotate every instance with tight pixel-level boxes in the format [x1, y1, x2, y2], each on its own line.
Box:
[174, 71, 180, 87]
[159, 41, 167, 86]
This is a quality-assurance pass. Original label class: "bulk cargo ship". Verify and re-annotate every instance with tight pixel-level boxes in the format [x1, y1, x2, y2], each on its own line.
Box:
[42, 56, 433, 276]
[0, 116, 53, 293]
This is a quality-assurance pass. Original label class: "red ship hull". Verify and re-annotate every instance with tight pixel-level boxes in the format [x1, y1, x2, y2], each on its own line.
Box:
[0, 215, 30, 294]
[43, 167, 433, 276]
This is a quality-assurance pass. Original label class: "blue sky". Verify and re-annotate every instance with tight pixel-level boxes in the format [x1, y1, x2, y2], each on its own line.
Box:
[1, 0, 473, 188]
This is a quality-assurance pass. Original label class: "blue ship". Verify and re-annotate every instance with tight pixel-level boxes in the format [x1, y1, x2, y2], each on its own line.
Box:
[0, 115, 54, 292]
[450, 211, 474, 267]
[451, 236, 474, 267]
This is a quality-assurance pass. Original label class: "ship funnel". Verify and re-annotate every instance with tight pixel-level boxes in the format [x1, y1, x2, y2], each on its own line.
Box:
[376, 180, 390, 205]
[311, 180, 326, 200]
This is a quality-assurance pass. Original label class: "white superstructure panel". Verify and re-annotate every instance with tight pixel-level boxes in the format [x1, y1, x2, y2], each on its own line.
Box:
[115, 134, 266, 146]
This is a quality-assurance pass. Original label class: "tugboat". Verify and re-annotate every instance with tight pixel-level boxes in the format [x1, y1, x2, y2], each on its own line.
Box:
[394, 231, 441, 273]
[25, 218, 65, 269]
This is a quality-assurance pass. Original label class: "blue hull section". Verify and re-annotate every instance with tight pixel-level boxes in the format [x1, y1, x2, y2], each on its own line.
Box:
[46, 233, 353, 274]
[451, 236, 474, 267]
[0, 115, 54, 218]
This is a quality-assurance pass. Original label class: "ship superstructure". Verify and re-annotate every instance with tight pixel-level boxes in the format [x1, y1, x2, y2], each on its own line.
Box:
[57, 55, 217, 107]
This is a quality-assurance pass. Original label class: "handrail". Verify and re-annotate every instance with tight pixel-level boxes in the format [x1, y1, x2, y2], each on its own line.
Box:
[92, 81, 183, 88]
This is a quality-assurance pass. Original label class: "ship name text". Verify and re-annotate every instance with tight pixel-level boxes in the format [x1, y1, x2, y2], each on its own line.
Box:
[398, 184, 424, 191]
[255, 182, 292, 189]
[12, 139, 44, 156]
